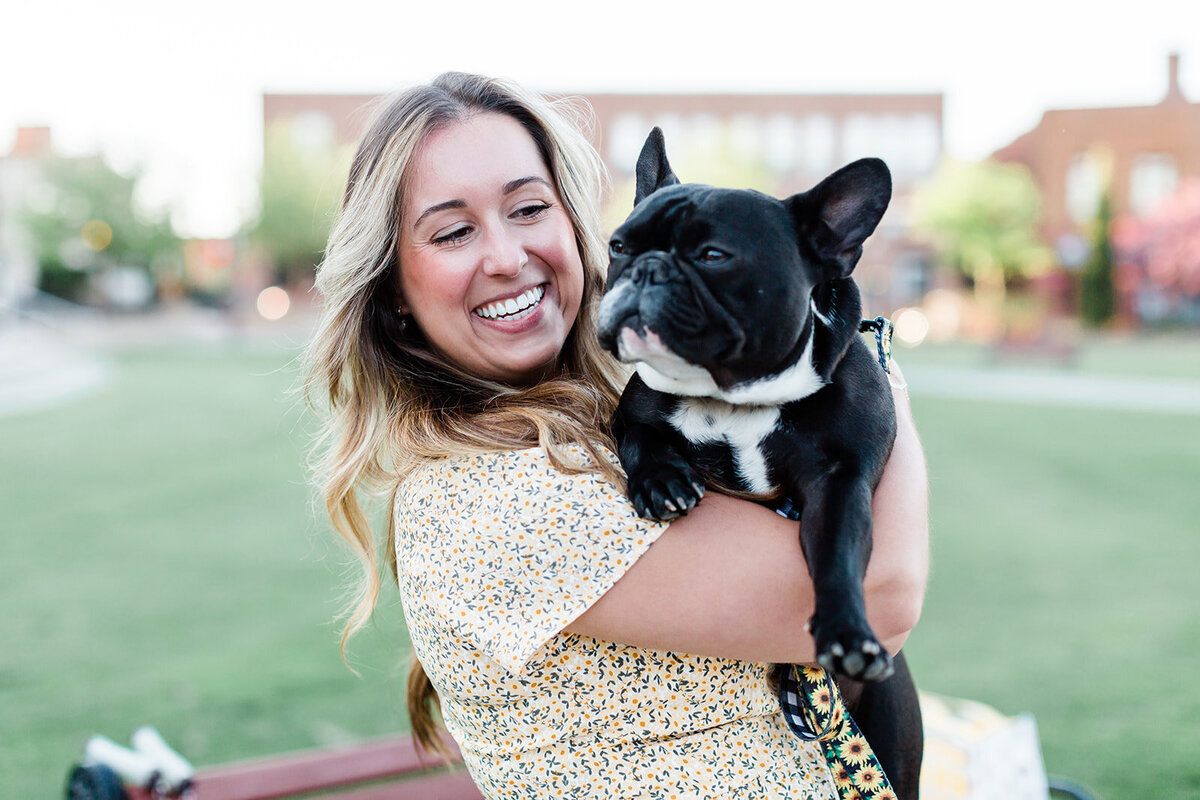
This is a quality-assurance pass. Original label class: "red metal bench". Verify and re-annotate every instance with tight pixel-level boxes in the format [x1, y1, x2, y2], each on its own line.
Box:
[118, 735, 483, 800]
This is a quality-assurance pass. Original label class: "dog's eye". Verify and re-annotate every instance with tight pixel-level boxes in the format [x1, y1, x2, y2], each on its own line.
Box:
[699, 247, 729, 263]
[609, 240, 626, 257]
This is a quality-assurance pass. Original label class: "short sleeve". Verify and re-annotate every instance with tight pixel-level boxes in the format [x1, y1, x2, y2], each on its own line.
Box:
[395, 447, 668, 675]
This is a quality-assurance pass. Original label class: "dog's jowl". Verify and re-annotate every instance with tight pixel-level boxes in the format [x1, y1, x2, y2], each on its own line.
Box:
[599, 128, 923, 799]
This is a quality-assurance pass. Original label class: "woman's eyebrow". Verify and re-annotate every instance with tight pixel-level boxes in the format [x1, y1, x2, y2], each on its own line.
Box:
[503, 176, 552, 195]
[412, 199, 466, 230]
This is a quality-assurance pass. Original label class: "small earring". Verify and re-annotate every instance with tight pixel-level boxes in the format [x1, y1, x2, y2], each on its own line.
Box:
[397, 308, 408, 333]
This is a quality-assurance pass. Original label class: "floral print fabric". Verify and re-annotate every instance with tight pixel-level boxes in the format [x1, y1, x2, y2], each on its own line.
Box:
[395, 447, 837, 799]
[783, 666, 896, 800]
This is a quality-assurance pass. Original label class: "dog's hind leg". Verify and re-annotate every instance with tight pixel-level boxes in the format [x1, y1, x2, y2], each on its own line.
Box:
[839, 652, 923, 800]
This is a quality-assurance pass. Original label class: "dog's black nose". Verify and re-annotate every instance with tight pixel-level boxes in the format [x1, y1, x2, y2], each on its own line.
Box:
[629, 253, 675, 286]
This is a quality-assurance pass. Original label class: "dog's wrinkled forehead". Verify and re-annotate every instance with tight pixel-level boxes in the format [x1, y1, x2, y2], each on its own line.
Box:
[617, 184, 791, 251]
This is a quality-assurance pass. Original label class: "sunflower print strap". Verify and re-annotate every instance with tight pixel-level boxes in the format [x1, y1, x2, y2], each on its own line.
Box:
[779, 664, 896, 800]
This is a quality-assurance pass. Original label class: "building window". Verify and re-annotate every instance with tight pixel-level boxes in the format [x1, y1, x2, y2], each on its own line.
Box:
[898, 114, 941, 178]
[607, 113, 650, 174]
[1129, 154, 1178, 217]
[842, 114, 940, 182]
[764, 114, 799, 173]
[728, 114, 763, 164]
[289, 112, 335, 152]
[843, 113, 880, 165]
[1066, 153, 1103, 225]
[799, 114, 836, 175]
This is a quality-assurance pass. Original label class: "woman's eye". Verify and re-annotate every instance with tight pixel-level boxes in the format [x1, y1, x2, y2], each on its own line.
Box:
[432, 226, 471, 245]
[513, 203, 550, 219]
[609, 240, 626, 256]
[700, 247, 728, 263]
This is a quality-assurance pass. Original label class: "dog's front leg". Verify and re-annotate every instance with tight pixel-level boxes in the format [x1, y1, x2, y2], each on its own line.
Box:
[613, 376, 705, 521]
[796, 467, 894, 682]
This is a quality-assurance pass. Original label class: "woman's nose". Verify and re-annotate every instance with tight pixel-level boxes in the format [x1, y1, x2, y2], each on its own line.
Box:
[480, 226, 528, 277]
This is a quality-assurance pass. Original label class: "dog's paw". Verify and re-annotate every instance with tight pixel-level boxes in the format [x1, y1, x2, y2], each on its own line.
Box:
[627, 461, 705, 521]
[810, 617, 894, 682]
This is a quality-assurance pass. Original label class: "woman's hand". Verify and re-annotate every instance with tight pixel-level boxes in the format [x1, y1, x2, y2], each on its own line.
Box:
[566, 369, 928, 664]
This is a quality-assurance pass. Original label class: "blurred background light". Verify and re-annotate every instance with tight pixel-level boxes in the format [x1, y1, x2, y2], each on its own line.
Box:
[894, 306, 930, 347]
[923, 288, 964, 342]
[202, 238, 235, 269]
[256, 286, 289, 320]
[80, 219, 113, 251]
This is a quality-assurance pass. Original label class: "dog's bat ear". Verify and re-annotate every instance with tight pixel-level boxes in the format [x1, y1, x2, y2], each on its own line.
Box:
[788, 158, 892, 278]
[634, 127, 680, 206]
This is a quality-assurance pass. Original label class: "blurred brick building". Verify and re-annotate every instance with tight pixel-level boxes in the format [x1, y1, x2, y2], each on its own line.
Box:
[263, 88, 945, 313]
[992, 54, 1200, 324]
[993, 54, 1200, 251]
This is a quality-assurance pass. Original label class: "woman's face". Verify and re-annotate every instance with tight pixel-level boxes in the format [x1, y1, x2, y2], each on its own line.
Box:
[397, 112, 585, 385]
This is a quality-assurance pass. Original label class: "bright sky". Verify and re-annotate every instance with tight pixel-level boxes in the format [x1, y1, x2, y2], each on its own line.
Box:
[5, 0, 1200, 238]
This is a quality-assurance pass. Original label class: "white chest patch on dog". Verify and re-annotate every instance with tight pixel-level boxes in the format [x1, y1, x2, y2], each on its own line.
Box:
[638, 331, 825, 406]
[670, 399, 781, 493]
[718, 334, 824, 405]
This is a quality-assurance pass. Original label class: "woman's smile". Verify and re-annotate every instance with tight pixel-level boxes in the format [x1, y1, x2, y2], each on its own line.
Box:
[473, 283, 547, 322]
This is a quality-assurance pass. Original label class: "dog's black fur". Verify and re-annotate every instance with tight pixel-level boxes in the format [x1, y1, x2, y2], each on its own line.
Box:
[597, 129, 922, 798]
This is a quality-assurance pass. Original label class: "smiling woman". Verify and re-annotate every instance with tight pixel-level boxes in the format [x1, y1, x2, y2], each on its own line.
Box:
[303, 72, 928, 800]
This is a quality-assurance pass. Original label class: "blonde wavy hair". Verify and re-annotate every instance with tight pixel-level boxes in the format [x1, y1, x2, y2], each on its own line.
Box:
[304, 72, 628, 753]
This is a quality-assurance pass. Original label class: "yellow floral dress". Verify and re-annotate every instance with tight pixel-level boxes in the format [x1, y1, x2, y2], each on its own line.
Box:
[395, 446, 838, 799]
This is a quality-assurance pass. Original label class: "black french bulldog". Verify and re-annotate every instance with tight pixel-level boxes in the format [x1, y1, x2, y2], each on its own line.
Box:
[597, 128, 922, 798]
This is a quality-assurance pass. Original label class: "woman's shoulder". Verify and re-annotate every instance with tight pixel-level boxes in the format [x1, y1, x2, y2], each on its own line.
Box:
[396, 440, 659, 544]
[399, 445, 618, 500]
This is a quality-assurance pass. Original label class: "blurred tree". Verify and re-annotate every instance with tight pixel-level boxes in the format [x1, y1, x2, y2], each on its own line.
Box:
[910, 159, 1053, 308]
[21, 156, 180, 303]
[249, 123, 351, 284]
[1080, 186, 1115, 326]
[1112, 178, 1200, 324]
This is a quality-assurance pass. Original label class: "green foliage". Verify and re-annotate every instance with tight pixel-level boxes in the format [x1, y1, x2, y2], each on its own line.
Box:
[910, 159, 1053, 299]
[250, 124, 352, 283]
[1080, 188, 1116, 327]
[21, 156, 181, 302]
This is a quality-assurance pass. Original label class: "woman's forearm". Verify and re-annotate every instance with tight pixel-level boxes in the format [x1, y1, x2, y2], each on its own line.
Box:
[863, 371, 930, 649]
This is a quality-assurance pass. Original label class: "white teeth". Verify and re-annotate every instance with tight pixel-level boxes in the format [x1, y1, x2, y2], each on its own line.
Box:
[475, 285, 545, 319]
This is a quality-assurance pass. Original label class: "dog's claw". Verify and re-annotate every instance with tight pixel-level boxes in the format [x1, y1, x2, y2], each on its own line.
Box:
[862, 657, 893, 682]
[810, 615, 894, 682]
[842, 651, 865, 677]
[627, 461, 703, 521]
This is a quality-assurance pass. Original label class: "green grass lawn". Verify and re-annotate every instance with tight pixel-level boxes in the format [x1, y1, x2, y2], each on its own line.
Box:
[0, 347, 412, 798]
[905, 396, 1200, 799]
[2, 336, 1197, 798]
